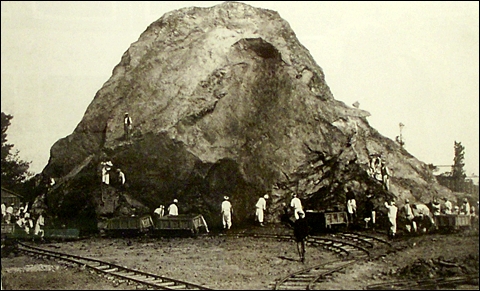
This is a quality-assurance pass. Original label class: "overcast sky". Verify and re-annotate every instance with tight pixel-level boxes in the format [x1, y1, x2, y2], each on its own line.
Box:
[1, 1, 479, 181]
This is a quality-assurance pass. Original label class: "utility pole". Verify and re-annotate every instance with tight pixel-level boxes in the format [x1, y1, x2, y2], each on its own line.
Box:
[395, 122, 405, 148]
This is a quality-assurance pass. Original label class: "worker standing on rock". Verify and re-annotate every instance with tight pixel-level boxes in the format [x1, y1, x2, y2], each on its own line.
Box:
[116, 168, 126, 191]
[101, 160, 113, 185]
[124, 112, 133, 141]
[380, 161, 390, 191]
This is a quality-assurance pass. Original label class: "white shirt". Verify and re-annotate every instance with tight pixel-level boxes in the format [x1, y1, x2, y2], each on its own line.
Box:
[6, 206, 13, 214]
[290, 197, 302, 210]
[221, 200, 232, 214]
[385, 202, 398, 219]
[347, 199, 357, 214]
[414, 204, 431, 216]
[256, 197, 266, 210]
[124, 116, 132, 126]
[154, 206, 164, 216]
[167, 203, 178, 216]
[444, 200, 452, 213]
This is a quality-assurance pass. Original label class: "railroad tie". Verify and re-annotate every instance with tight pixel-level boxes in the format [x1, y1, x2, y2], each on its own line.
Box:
[96, 265, 112, 270]
[166, 284, 188, 290]
[152, 281, 175, 287]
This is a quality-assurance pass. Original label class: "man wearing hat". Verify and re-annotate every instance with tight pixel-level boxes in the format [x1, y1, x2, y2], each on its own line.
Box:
[124, 112, 133, 141]
[400, 199, 416, 233]
[290, 193, 304, 220]
[221, 196, 233, 230]
[255, 194, 269, 226]
[167, 199, 178, 216]
[293, 210, 309, 263]
[384, 200, 398, 239]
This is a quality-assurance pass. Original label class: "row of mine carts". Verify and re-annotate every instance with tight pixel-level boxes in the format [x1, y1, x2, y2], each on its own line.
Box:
[433, 214, 474, 231]
[1, 223, 80, 240]
[101, 214, 210, 237]
[303, 210, 476, 233]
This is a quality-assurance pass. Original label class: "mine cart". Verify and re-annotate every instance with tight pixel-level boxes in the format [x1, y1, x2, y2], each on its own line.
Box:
[104, 215, 154, 237]
[152, 214, 209, 236]
[1, 223, 16, 241]
[305, 210, 348, 233]
[434, 214, 471, 231]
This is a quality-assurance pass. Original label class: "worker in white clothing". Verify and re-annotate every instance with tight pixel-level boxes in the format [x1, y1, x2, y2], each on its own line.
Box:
[153, 205, 165, 218]
[290, 193, 303, 220]
[255, 194, 269, 226]
[167, 199, 179, 216]
[384, 200, 398, 239]
[221, 196, 233, 230]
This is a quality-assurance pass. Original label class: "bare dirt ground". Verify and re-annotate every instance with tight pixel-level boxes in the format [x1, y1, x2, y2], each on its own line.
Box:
[2, 223, 479, 290]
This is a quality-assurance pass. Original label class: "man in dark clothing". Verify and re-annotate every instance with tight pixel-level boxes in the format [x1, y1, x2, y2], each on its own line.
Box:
[294, 211, 309, 263]
[281, 202, 294, 228]
[345, 186, 357, 226]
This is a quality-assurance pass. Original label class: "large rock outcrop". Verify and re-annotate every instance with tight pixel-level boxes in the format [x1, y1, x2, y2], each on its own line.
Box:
[41, 2, 452, 230]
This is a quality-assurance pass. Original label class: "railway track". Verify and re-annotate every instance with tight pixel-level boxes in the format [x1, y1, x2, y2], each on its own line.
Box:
[272, 231, 393, 290]
[14, 230, 475, 290]
[16, 241, 212, 290]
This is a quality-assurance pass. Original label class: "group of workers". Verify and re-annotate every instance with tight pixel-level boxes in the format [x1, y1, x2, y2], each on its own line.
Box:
[367, 155, 390, 191]
[153, 199, 179, 218]
[367, 196, 477, 239]
[1, 202, 45, 238]
[100, 160, 126, 188]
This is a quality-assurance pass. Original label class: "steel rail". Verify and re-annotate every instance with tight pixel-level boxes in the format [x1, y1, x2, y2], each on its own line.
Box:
[17, 241, 212, 290]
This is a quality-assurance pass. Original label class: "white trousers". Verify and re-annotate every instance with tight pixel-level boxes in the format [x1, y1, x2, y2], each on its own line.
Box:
[222, 212, 232, 229]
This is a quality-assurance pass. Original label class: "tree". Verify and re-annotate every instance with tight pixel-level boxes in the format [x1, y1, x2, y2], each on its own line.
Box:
[451, 141, 466, 192]
[1, 112, 33, 189]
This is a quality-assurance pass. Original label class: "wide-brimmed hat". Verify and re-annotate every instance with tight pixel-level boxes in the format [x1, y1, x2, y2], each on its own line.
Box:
[405, 199, 410, 203]
[264, 194, 269, 199]
[224, 196, 229, 200]
[173, 199, 178, 203]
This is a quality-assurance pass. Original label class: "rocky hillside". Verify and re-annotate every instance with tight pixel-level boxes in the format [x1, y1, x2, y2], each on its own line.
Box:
[40, 1, 452, 230]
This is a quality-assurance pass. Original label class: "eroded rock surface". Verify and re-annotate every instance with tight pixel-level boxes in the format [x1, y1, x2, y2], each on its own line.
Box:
[41, 2, 451, 230]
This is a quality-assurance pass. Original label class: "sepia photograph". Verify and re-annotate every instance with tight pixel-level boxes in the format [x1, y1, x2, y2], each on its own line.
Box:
[1, 1, 479, 290]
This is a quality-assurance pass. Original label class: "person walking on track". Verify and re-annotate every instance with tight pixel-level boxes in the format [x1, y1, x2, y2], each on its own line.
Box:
[294, 211, 310, 263]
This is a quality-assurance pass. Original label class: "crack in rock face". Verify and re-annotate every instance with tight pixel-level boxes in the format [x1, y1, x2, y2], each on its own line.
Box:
[40, 2, 452, 231]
